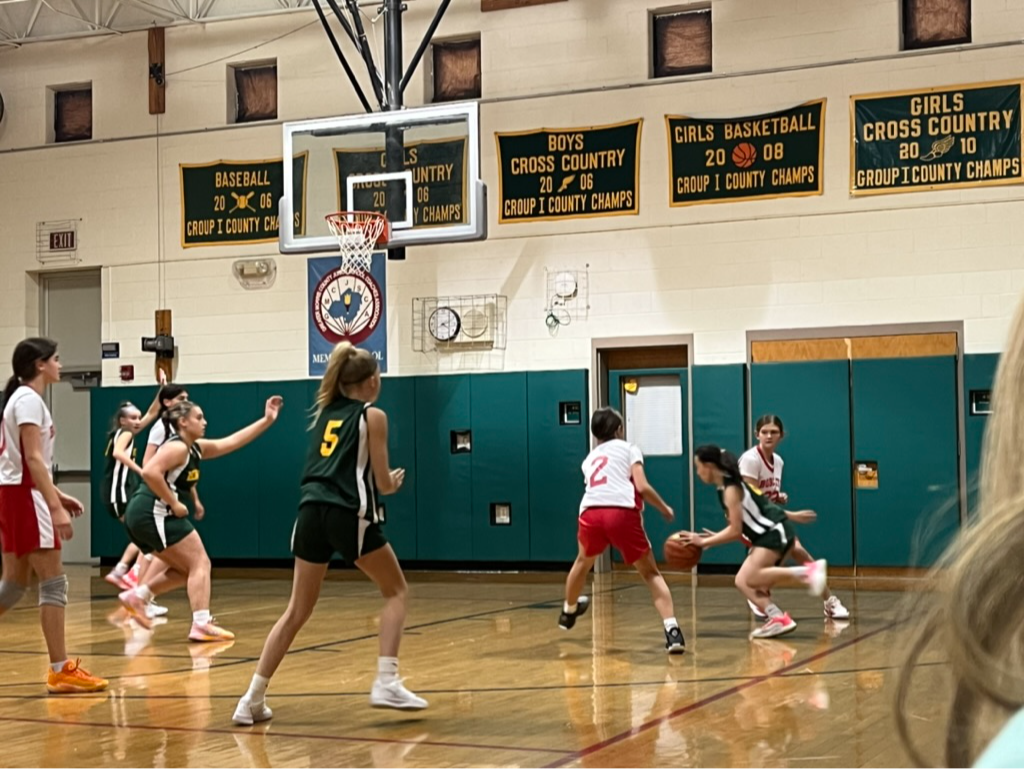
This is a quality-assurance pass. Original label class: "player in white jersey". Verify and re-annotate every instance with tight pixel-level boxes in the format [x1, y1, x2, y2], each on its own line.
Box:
[740, 414, 849, 622]
[0, 338, 107, 692]
[559, 407, 685, 653]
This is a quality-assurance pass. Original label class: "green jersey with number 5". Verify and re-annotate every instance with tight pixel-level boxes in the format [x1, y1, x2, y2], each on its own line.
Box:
[300, 396, 379, 521]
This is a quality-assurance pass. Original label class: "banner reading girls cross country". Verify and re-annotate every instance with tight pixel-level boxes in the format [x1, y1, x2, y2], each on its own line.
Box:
[851, 80, 1024, 195]
[307, 254, 388, 376]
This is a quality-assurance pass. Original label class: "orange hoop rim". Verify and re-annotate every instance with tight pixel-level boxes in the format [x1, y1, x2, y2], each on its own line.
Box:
[324, 210, 391, 247]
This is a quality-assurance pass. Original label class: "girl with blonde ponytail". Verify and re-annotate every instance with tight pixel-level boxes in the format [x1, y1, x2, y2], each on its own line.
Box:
[896, 295, 1024, 767]
[234, 341, 424, 726]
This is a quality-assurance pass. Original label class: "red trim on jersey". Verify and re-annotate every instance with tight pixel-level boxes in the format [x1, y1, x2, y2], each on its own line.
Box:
[756, 446, 775, 473]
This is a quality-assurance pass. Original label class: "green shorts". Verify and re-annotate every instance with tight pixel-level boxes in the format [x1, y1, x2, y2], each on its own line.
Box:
[748, 520, 796, 561]
[123, 493, 195, 554]
[291, 503, 388, 564]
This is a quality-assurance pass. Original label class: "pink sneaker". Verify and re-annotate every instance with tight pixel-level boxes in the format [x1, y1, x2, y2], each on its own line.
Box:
[803, 559, 828, 596]
[123, 568, 139, 589]
[104, 570, 130, 590]
[118, 589, 153, 629]
[189, 620, 235, 642]
[750, 613, 797, 639]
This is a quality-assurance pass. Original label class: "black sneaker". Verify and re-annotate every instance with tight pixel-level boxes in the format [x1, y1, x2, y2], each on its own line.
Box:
[665, 626, 686, 654]
[558, 596, 590, 630]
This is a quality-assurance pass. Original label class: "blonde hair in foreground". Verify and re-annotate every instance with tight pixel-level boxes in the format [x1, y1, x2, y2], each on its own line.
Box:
[895, 295, 1024, 766]
[314, 342, 378, 420]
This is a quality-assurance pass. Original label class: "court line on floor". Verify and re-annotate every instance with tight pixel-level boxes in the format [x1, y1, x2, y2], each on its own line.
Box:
[0, 659, 947, 703]
[0, 714, 572, 756]
[544, 621, 899, 769]
[0, 585, 640, 689]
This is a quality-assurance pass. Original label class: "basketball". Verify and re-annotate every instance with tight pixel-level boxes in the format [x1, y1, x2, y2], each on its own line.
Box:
[663, 533, 703, 570]
[732, 142, 757, 168]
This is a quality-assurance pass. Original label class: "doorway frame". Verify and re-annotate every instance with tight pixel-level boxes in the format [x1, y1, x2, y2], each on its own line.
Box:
[592, 334, 695, 573]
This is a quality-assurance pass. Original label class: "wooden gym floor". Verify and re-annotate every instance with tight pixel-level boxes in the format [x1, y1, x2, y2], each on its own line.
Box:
[0, 565, 946, 767]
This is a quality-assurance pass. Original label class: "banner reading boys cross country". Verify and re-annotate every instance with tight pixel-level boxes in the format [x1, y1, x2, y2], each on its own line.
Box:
[851, 80, 1023, 195]
[495, 120, 641, 223]
[666, 100, 825, 206]
[180, 154, 307, 247]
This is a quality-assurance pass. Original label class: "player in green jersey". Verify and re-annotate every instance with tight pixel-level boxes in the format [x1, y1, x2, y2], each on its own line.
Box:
[119, 396, 282, 642]
[101, 400, 159, 590]
[683, 445, 828, 639]
[234, 341, 423, 726]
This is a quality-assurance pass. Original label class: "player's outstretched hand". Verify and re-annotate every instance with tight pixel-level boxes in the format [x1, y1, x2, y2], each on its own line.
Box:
[265, 396, 284, 421]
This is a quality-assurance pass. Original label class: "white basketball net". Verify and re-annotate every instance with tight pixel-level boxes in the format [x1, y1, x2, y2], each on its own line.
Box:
[326, 212, 386, 274]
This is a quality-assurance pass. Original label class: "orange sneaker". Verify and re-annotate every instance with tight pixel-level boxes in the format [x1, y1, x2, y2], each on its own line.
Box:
[46, 659, 109, 693]
[188, 620, 235, 642]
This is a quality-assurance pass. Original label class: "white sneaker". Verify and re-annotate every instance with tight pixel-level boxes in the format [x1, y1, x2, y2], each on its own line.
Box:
[748, 599, 768, 620]
[803, 559, 828, 597]
[232, 697, 273, 726]
[145, 601, 169, 619]
[370, 678, 428, 710]
[824, 595, 850, 619]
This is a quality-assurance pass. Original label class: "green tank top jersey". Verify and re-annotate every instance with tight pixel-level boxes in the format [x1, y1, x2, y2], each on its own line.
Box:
[103, 428, 139, 505]
[134, 435, 202, 504]
[717, 481, 794, 551]
[300, 397, 380, 522]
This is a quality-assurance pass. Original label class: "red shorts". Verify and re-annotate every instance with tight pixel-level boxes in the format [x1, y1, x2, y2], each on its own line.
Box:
[578, 506, 650, 565]
[0, 485, 59, 557]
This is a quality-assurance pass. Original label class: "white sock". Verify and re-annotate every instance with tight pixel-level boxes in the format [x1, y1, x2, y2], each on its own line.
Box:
[193, 609, 211, 625]
[144, 553, 154, 562]
[246, 673, 270, 702]
[50, 660, 67, 674]
[663, 618, 679, 631]
[131, 562, 141, 577]
[377, 656, 399, 683]
[765, 603, 784, 620]
[563, 601, 577, 614]
[134, 585, 154, 602]
[113, 562, 129, 575]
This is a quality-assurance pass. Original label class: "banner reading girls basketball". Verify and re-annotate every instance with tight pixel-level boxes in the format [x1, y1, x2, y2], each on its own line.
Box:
[665, 99, 825, 206]
[307, 254, 388, 376]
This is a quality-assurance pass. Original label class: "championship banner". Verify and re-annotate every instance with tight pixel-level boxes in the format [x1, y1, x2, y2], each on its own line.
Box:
[334, 138, 468, 228]
[180, 154, 307, 247]
[666, 100, 825, 206]
[307, 254, 387, 376]
[495, 119, 642, 223]
[851, 80, 1023, 195]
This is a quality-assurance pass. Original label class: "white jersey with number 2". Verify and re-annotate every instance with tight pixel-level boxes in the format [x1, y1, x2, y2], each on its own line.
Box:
[579, 439, 644, 514]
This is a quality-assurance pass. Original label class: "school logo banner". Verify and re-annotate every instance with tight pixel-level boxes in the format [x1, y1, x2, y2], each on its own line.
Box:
[307, 254, 387, 376]
[666, 100, 825, 206]
[851, 80, 1023, 195]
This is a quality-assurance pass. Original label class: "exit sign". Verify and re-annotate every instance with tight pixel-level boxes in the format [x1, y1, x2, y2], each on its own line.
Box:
[49, 231, 76, 251]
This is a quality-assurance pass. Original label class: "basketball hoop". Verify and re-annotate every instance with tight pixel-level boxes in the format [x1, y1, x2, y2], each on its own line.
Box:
[325, 211, 389, 274]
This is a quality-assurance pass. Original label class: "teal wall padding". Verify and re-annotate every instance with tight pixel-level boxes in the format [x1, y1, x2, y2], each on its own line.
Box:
[527, 370, 589, 562]
[256, 380, 317, 559]
[691, 365, 748, 565]
[90, 368, 590, 564]
[375, 376, 419, 559]
[852, 356, 960, 567]
[963, 353, 999, 518]
[471, 373, 531, 561]
[415, 375, 473, 560]
[750, 360, 855, 566]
